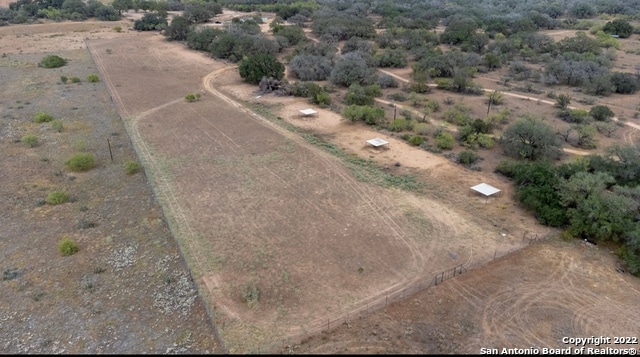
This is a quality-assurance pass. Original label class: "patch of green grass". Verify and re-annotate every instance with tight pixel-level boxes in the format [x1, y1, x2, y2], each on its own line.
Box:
[87, 74, 99, 83]
[408, 135, 424, 146]
[74, 140, 86, 151]
[21, 134, 38, 147]
[46, 191, 69, 205]
[58, 237, 79, 256]
[184, 93, 201, 102]
[34, 112, 54, 123]
[242, 280, 260, 310]
[50, 120, 63, 132]
[124, 160, 141, 175]
[302, 133, 422, 192]
[65, 153, 96, 172]
[225, 88, 423, 192]
[78, 219, 96, 229]
[38, 55, 66, 68]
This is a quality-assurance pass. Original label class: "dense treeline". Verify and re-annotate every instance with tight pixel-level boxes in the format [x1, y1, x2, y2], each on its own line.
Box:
[1, 0, 121, 24]
[496, 146, 640, 275]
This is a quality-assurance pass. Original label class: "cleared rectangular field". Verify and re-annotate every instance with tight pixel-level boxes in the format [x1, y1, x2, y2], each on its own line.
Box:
[88, 33, 518, 352]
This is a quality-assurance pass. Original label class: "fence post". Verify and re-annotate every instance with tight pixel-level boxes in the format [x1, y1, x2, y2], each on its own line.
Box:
[494, 251, 497, 260]
[385, 295, 388, 306]
[327, 318, 329, 330]
[107, 138, 114, 163]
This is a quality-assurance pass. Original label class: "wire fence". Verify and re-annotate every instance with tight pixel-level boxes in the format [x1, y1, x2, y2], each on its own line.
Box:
[247, 232, 551, 354]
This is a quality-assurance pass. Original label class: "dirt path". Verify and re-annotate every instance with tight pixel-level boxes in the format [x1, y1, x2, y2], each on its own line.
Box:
[201, 66, 436, 338]
[376, 68, 638, 154]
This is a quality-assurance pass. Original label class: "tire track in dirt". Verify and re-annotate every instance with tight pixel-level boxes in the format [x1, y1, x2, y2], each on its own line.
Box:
[131, 101, 213, 282]
[183, 101, 352, 234]
[479, 252, 568, 347]
[85, 39, 129, 117]
[623, 126, 638, 145]
[202, 68, 416, 251]
[448, 271, 551, 347]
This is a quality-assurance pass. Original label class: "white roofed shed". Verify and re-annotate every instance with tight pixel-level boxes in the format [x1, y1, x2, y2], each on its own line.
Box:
[470, 183, 501, 200]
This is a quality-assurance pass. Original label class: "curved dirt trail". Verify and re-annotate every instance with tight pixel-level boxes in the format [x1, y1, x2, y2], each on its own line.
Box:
[201, 67, 438, 339]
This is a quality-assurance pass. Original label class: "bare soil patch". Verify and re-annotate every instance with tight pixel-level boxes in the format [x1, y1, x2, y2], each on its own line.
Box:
[288, 238, 640, 354]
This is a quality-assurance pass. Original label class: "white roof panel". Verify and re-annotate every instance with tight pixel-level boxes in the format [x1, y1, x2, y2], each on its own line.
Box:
[366, 138, 389, 147]
[299, 109, 317, 115]
[470, 183, 501, 197]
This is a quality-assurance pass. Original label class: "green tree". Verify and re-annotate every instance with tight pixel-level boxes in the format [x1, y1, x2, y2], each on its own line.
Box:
[186, 28, 223, 51]
[345, 83, 374, 106]
[603, 20, 633, 38]
[21, 134, 38, 147]
[569, 3, 595, 19]
[273, 25, 306, 47]
[61, 0, 87, 18]
[561, 172, 636, 243]
[611, 72, 640, 94]
[409, 67, 430, 94]
[589, 105, 615, 121]
[555, 93, 571, 109]
[557, 32, 601, 55]
[330, 52, 376, 87]
[238, 54, 284, 85]
[164, 15, 190, 41]
[342, 105, 385, 125]
[134, 12, 167, 31]
[502, 115, 562, 161]
[586, 74, 614, 96]
[575, 124, 597, 149]
[441, 17, 477, 45]
[495, 160, 567, 226]
[183, 2, 221, 24]
[435, 132, 455, 150]
[38, 55, 66, 68]
[111, 0, 131, 14]
[466, 33, 489, 53]
[603, 144, 640, 185]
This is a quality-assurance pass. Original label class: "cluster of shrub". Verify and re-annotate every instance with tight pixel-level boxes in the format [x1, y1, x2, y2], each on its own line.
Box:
[1, 0, 120, 24]
[496, 148, 640, 276]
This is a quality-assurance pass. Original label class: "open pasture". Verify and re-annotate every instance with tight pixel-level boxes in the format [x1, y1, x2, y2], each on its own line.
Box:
[88, 32, 526, 352]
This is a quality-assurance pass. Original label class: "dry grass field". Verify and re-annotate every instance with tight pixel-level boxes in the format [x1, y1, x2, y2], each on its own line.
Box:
[86, 32, 548, 352]
[1, 11, 640, 355]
